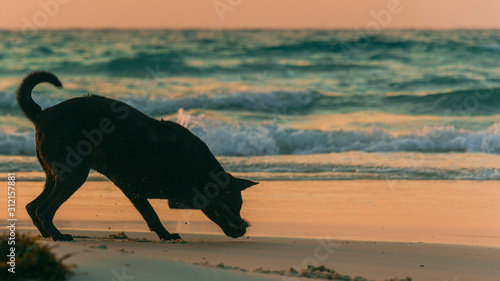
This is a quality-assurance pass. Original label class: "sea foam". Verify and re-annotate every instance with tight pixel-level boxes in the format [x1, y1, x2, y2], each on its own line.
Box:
[1, 112, 499, 157]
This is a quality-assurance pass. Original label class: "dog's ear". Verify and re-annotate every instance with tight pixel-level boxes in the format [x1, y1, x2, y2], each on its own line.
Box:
[232, 177, 258, 191]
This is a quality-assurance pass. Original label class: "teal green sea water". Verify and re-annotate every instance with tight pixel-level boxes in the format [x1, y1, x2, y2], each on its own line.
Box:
[0, 30, 499, 180]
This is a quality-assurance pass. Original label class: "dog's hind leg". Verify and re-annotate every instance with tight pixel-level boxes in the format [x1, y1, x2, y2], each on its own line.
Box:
[121, 190, 181, 241]
[36, 163, 89, 241]
[26, 174, 54, 238]
[26, 150, 55, 237]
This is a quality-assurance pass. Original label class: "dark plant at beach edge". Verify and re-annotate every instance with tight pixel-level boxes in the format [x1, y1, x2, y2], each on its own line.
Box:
[0, 233, 72, 281]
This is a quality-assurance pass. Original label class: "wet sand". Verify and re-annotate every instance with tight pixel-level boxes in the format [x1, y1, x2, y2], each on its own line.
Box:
[11, 180, 500, 246]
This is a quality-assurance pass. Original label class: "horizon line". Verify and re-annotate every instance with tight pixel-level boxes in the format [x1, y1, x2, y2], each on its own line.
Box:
[1, 27, 500, 31]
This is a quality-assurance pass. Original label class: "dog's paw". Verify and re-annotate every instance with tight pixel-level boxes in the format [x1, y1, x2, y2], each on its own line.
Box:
[162, 238, 187, 244]
[169, 233, 182, 240]
[160, 233, 186, 243]
[53, 233, 74, 241]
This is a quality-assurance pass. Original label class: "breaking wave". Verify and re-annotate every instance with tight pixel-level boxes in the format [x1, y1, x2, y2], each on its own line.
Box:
[2, 114, 499, 156]
[187, 118, 500, 156]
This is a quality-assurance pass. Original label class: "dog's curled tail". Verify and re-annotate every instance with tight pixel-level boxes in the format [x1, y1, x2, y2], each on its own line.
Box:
[17, 71, 63, 125]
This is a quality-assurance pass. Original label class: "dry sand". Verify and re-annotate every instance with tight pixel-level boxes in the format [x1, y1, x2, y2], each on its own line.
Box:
[25, 230, 499, 281]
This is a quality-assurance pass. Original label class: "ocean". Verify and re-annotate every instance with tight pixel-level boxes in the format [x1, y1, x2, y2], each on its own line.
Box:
[1, 30, 499, 181]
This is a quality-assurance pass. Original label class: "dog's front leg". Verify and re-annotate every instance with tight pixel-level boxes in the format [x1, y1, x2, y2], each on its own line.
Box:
[124, 193, 182, 241]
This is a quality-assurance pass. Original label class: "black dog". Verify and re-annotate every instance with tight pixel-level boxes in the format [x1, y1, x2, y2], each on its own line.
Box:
[17, 71, 257, 241]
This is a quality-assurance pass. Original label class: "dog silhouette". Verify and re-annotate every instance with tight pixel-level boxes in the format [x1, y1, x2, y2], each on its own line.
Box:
[17, 71, 257, 241]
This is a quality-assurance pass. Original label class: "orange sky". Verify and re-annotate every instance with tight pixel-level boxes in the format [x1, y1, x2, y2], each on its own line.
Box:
[1, 0, 499, 30]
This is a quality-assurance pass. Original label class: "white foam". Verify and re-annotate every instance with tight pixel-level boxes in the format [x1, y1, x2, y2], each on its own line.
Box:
[1, 110, 499, 157]
[0, 91, 18, 109]
[0, 91, 66, 111]
[0, 131, 36, 155]
[177, 111, 500, 156]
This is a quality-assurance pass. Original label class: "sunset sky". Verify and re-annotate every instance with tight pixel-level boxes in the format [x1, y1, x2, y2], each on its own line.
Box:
[1, 0, 499, 30]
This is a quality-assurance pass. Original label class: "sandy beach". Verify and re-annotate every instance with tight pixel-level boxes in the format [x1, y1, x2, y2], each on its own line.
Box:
[26, 231, 499, 281]
[9, 180, 500, 280]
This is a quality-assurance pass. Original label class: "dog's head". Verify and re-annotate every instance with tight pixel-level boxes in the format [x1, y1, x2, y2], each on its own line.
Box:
[201, 173, 257, 238]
